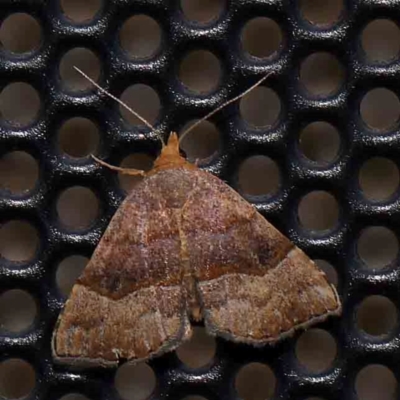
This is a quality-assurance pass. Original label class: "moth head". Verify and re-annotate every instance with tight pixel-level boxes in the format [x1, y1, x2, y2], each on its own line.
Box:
[151, 132, 195, 173]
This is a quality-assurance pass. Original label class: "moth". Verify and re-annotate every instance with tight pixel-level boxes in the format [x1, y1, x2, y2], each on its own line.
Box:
[52, 69, 341, 367]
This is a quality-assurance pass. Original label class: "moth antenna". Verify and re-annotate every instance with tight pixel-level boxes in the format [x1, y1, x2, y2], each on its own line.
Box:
[179, 72, 273, 144]
[73, 66, 165, 146]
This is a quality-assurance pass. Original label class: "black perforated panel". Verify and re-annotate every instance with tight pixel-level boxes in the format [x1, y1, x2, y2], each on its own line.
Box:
[0, 0, 399, 399]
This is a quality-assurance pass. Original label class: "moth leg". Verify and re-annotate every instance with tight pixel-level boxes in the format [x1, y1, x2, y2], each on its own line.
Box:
[91, 154, 145, 176]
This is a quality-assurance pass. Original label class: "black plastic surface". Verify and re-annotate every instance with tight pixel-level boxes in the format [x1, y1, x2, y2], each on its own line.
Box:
[0, 0, 399, 399]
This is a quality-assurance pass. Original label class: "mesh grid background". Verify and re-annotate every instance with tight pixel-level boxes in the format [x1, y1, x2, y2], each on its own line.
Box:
[0, 0, 399, 399]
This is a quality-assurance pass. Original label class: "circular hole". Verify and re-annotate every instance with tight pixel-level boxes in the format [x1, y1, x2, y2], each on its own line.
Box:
[0, 220, 39, 262]
[314, 259, 338, 287]
[120, 84, 160, 126]
[0, 82, 40, 126]
[182, 397, 208, 400]
[241, 17, 283, 58]
[300, 53, 344, 97]
[56, 255, 88, 297]
[118, 153, 155, 193]
[300, 0, 343, 26]
[356, 364, 397, 400]
[56, 186, 99, 230]
[179, 120, 220, 161]
[359, 157, 399, 201]
[120, 15, 161, 59]
[0, 290, 37, 333]
[357, 226, 398, 270]
[295, 329, 337, 373]
[299, 121, 340, 163]
[59, 395, 90, 400]
[235, 362, 276, 400]
[179, 50, 221, 94]
[357, 296, 397, 336]
[181, 0, 224, 23]
[360, 88, 400, 131]
[0, 359, 35, 399]
[58, 117, 100, 158]
[298, 191, 339, 231]
[238, 156, 280, 197]
[0, 13, 41, 54]
[176, 327, 217, 368]
[0, 151, 39, 194]
[362, 19, 400, 63]
[240, 86, 281, 128]
[59, 48, 101, 92]
[115, 363, 156, 400]
[61, 0, 101, 23]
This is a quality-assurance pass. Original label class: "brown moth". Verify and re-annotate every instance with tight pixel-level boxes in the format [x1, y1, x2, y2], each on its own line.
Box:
[52, 70, 341, 367]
